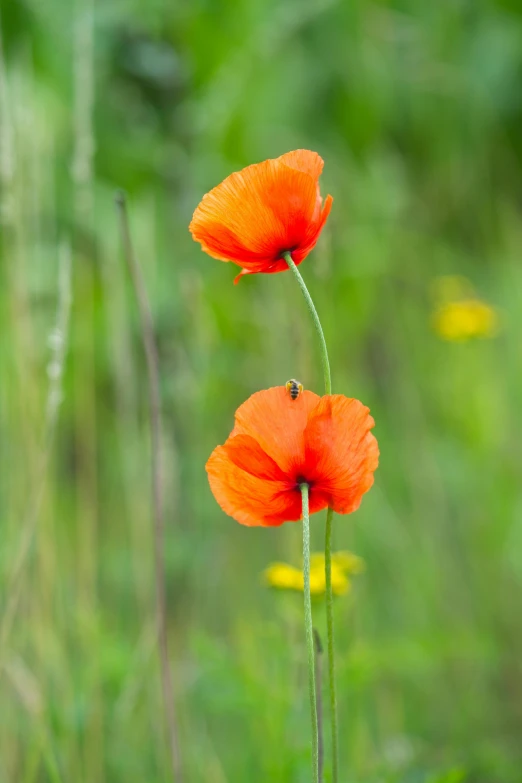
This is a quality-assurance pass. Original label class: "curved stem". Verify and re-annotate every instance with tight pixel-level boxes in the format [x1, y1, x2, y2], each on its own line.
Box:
[282, 252, 331, 395]
[301, 483, 319, 783]
[284, 251, 338, 783]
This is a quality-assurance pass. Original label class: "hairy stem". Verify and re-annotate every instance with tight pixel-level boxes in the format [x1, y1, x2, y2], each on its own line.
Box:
[301, 483, 319, 783]
[314, 628, 324, 782]
[325, 506, 338, 782]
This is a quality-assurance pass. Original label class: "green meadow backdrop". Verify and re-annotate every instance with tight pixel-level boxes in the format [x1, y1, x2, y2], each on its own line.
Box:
[2, 0, 522, 780]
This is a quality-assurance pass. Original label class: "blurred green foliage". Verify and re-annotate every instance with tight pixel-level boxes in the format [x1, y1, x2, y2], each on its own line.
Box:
[1, 0, 522, 780]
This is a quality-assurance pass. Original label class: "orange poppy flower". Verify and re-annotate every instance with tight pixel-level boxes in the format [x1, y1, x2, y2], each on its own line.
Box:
[206, 387, 378, 527]
[189, 150, 333, 283]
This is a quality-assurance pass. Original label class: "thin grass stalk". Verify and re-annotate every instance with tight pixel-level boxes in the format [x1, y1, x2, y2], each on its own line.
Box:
[70, 2, 105, 775]
[116, 191, 183, 783]
[0, 240, 72, 658]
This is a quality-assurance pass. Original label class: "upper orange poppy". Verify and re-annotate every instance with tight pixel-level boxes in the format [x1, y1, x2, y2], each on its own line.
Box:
[189, 150, 333, 283]
[206, 387, 378, 527]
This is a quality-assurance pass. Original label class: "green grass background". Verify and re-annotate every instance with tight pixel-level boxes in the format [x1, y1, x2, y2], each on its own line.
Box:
[1, 0, 522, 780]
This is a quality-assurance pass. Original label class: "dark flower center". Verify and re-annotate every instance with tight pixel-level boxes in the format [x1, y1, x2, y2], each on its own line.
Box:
[278, 245, 298, 260]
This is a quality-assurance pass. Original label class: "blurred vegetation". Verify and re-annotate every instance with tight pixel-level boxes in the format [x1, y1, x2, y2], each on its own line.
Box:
[2, 0, 522, 780]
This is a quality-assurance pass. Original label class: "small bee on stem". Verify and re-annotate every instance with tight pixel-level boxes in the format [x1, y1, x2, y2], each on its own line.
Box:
[286, 379, 303, 401]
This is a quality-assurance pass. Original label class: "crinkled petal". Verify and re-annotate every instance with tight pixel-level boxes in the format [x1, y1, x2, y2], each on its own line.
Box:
[190, 158, 318, 266]
[304, 395, 379, 515]
[303, 194, 334, 251]
[278, 149, 324, 180]
[222, 434, 287, 481]
[189, 151, 332, 277]
[287, 194, 333, 266]
[206, 434, 301, 527]
[231, 386, 321, 476]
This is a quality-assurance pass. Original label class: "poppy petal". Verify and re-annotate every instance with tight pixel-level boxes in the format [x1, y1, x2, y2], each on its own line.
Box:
[278, 149, 324, 180]
[231, 386, 321, 476]
[189, 158, 319, 266]
[292, 194, 334, 265]
[206, 435, 301, 527]
[222, 434, 287, 481]
[251, 192, 333, 274]
[189, 151, 332, 277]
[304, 395, 379, 515]
[233, 268, 253, 284]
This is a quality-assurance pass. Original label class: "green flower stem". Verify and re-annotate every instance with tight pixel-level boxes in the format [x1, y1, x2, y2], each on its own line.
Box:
[301, 482, 319, 783]
[282, 252, 331, 395]
[324, 506, 338, 783]
[284, 251, 338, 783]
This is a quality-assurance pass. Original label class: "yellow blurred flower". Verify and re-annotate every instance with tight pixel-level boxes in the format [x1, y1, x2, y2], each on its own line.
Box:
[309, 562, 350, 596]
[310, 550, 366, 575]
[263, 550, 364, 597]
[431, 276, 499, 342]
[433, 299, 498, 342]
[263, 562, 303, 591]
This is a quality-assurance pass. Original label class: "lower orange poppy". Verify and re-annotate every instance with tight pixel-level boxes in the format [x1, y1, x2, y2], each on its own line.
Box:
[206, 387, 379, 527]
